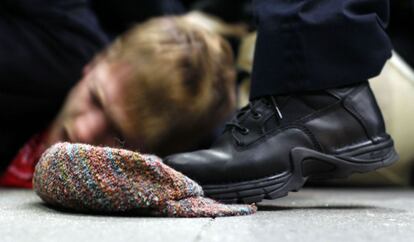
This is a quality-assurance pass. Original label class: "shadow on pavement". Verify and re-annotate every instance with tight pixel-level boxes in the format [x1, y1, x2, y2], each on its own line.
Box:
[27, 201, 163, 218]
[257, 204, 405, 213]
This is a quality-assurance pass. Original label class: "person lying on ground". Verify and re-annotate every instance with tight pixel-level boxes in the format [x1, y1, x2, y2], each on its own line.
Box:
[0, 16, 236, 188]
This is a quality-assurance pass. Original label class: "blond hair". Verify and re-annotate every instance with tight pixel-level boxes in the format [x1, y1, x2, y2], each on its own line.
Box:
[103, 16, 236, 155]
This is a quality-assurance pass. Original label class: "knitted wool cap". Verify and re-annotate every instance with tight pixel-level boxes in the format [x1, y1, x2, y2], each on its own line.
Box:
[33, 143, 256, 217]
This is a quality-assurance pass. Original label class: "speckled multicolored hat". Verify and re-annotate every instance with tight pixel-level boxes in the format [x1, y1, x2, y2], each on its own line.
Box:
[33, 143, 256, 217]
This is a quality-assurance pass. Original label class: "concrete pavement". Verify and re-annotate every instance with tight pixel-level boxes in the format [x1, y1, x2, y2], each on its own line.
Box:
[1, 188, 413, 242]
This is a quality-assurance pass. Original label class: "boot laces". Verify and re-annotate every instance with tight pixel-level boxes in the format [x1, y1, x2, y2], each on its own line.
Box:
[225, 96, 283, 145]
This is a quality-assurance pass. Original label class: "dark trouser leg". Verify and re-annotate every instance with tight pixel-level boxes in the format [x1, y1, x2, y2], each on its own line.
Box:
[250, 0, 393, 99]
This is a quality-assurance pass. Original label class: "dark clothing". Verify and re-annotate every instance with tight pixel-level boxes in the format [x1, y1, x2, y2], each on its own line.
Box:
[250, 0, 393, 99]
[189, 0, 253, 24]
[91, 0, 186, 38]
[388, 0, 414, 68]
[0, 0, 107, 171]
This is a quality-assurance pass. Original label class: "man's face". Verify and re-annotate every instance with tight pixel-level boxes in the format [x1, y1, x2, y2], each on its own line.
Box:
[47, 60, 142, 149]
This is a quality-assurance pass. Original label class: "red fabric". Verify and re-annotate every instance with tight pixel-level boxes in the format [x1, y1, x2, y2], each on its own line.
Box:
[0, 132, 48, 189]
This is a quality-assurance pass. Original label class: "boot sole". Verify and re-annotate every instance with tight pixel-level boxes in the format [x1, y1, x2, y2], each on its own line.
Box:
[203, 138, 399, 204]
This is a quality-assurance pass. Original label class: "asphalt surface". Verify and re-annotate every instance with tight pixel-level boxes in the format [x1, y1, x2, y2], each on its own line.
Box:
[1, 188, 413, 242]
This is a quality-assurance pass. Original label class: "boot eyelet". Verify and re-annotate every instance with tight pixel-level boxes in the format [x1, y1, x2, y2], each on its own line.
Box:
[252, 113, 262, 120]
[240, 128, 250, 135]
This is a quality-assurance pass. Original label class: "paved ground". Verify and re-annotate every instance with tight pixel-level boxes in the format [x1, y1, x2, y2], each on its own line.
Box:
[1, 188, 413, 242]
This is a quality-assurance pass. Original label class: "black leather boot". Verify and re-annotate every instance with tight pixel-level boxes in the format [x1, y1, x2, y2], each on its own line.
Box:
[164, 82, 398, 203]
